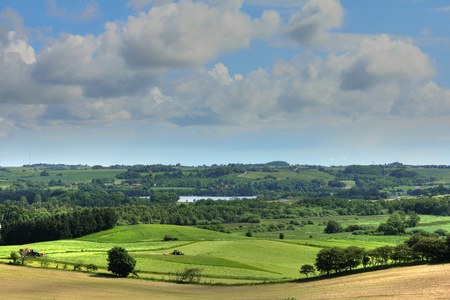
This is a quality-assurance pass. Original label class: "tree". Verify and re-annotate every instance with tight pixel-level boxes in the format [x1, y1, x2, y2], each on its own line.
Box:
[386, 211, 407, 234]
[315, 247, 344, 275]
[279, 233, 285, 239]
[300, 264, 316, 277]
[107, 247, 136, 277]
[391, 243, 412, 264]
[342, 246, 365, 270]
[324, 220, 343, 234]
[412, 237, 446, 261]
[407, 212, 421, 228]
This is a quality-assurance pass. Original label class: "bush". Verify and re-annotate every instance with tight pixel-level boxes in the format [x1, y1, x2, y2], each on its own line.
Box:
[9, 251, 20, 264]
[73, 262, 83, 271]
[163, 234, 179, 241]
[324, 220, 343, 234]
[279, 233, 285, 239]
[177, 268, 202, 283]
[107, 247, 136, 277]
[86, 264, 98, 272]
[245, 230, 252, 237]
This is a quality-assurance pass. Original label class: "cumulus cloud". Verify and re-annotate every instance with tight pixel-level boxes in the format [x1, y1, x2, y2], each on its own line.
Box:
[336, 35, 435, 91]
[0, 0, 448, 145]
[287, 0, 344, 46]
[120, 1, 280, 69]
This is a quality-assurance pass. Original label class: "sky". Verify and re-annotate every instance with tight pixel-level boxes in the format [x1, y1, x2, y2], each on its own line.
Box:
[0, 0, 449, 167]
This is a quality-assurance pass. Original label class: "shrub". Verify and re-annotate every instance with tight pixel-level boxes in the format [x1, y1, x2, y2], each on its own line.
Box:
[279, 233, 285, 239]
[324, 220, 343, 234]
[86, 264, 98, 272]
[163, 234, 179, 241]
[177, 268, 202, 283]
[73, 262, 83, 271]
[9, 251, 20, 264]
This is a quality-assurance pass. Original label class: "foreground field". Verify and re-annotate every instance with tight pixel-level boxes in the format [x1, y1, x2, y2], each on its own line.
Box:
[1, 216, 449, 283]
[0, 263, 449, 299]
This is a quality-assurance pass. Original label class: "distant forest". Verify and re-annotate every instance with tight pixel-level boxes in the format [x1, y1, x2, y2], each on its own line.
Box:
[0, 162, 449, 245]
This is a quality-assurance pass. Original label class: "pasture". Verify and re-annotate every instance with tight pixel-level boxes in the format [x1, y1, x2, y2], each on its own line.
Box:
[1, 213, 449, 283]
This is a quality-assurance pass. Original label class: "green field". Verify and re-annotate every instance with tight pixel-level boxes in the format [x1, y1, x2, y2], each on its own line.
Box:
[1, 214, 449, 283]
[241, 170, 334, 182]
[0, 167, 127, 184]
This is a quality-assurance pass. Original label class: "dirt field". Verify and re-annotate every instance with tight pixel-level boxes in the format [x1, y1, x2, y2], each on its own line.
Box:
[1, 263, 449, 299]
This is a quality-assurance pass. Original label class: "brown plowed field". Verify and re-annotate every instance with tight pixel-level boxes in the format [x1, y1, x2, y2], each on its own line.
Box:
[1, 263, 449, 299]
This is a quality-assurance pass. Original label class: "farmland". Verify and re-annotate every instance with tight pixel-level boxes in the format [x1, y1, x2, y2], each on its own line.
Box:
[0, 255, 449, 299]
[1, 212, 449, 283]
[0, 162, 449, 297]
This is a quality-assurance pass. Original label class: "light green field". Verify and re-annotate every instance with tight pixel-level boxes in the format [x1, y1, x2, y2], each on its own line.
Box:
[1, 214, 449, 283]
[0, 224, 318, 282]
[0, 167, 126, 184]
[241, 170, 334, 182]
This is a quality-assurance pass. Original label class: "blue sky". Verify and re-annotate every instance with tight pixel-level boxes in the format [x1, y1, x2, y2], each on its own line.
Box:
[0, 0, 449, 167]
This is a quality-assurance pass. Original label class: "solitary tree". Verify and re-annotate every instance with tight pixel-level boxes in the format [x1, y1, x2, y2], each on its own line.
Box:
[300, 264, 316, 277]
[107, 247, 136, 277]
[324, 220, 343, 234]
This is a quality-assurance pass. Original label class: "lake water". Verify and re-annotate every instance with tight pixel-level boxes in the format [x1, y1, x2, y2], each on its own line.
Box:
[177, 196, 256, 202]
[140, 196, 257, 202]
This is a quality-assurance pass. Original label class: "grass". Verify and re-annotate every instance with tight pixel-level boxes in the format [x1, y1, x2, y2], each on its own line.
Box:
[1, 214, 449, 283]
[0, 167, 126, 184]
[240, 170, 334, 182]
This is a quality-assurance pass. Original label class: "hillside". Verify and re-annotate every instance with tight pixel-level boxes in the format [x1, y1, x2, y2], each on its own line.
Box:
[0, 263, 448, 299]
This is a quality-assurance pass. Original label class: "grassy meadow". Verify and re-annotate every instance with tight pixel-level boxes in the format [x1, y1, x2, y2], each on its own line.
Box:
[1, 214, 449, 284]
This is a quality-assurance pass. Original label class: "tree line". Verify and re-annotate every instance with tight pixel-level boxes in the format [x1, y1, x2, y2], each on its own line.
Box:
[0, 207, 117, 245]
[305, 232, 450, 276]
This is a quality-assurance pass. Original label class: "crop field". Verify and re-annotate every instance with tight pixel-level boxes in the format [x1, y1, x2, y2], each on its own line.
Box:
[0, 167, 127, 184]
[415, 168, 450, 183]
[0, 263, 449, 299]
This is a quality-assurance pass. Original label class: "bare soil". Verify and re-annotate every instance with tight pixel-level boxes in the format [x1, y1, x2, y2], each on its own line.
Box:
[1, 263, 449, 299]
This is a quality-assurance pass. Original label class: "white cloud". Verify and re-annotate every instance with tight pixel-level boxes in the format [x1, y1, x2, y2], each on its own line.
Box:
[334, 34, 435, 91]
[120, 1, 280, 69]
[0, 0, 448, 148]
[287, 0, 344, 46]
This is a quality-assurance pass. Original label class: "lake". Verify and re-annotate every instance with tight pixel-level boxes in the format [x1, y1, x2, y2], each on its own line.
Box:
[177, 196, 257, 202]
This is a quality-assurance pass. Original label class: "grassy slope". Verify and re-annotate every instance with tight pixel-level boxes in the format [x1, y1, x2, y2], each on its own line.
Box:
[0, 224, 318, 281]
[1, 215, 449, 282]
[241, 170, 334, 182]
[0, 263, 449, 299]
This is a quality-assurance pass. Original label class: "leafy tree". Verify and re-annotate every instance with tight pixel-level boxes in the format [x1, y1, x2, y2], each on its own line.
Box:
[412, 237, 446, 261]
[391, 243, 412, 264]
[279, 233, 285, 239]
[107, 247, 136, 277]
[407, 212, 421, 228]
[324, 220, 343, 234]
[300, 264, 316, 277]
[315, 247, 344, 275]
[342, 246, 365, 270]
